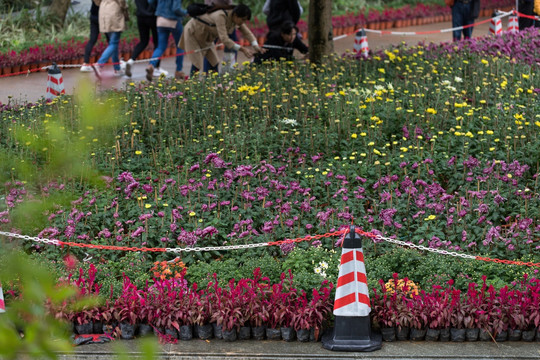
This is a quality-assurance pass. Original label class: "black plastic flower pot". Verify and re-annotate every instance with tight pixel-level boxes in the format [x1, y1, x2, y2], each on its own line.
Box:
[252, 326, 266, 340]
[522, 330, 535, 342]
[439, 328, 450, 342]
[396, 326, 409, 341]
[495, 330, 508, 342]
[479, 329, 491, 341]
[465, 328, 479, 341]
[381, 327, 396, 342]
[266, 327, 281, 340]
[536, 328, 540, 341]
[450, 328, 465, 342]
[138, 324, 153, 337]
[75, 322, 93, 335]
[410, 328, 426, 341]
[212, 323, 223, 339]
[222, 328, 237, 342]
[179, 325, 193, 340]
[508, 329, 521, 341]
[297, 329, 310, 342]
[196, 324, 213, 340]
[120, 322, 136, 340]
[93, 321, 103, 334]
[165, 327, 178, 339]
[425, 328, 440, 341]
[238, 326, 251, 340]
[281, 327, 296, 342]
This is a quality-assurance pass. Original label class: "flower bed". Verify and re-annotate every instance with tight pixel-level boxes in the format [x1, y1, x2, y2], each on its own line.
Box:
[0, 0, 516, 73]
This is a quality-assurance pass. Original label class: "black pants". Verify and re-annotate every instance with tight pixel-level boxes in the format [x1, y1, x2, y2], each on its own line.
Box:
[83, 18, 110, 64]
[518, 0, 539, 30]
[131, 15, 158, 64]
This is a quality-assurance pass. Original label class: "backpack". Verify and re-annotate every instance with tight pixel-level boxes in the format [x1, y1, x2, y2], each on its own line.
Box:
[187, 3, 212, 17]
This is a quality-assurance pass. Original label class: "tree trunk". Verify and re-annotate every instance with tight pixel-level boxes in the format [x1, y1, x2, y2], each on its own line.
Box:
[47, 0, 71, 29]
[308, 0, 333, 64]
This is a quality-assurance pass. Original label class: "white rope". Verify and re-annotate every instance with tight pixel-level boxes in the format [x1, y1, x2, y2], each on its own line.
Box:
[373, 233, 476, 259]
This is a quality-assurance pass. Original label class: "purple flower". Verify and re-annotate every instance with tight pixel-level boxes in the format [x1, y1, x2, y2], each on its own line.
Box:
[131, 226, 145, 238]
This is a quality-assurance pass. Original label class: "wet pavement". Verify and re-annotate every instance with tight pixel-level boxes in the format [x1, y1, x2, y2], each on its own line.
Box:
[53, 336, 540, 360]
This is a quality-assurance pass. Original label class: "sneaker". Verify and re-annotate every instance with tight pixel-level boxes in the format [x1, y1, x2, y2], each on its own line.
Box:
[92, 64, 102, 77]
[125, 58, 134, 77]
[119, 59, 126, 72]
[113, 69, 125, 77]
[80, 63, 93, 72]
[146, 65, 154, 81]
[153, 68, 169, 77]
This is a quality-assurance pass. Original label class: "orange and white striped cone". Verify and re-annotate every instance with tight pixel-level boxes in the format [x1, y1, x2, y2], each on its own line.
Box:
[490, 12, 503, 35]
[353, 29, 369, 57]
[46, 62, 65, 100]
[322, 225, 382, 352]
[507, 15, 519, 33]
[0, 282, 5, 313]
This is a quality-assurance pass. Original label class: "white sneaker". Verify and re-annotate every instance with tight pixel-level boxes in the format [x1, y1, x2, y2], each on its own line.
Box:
[113, 69, 125, 77]
[80, 64, 93, 72]
[125, 58, 134, 77]
[153, 68, 169, 77]
[119, 59, 126, 72]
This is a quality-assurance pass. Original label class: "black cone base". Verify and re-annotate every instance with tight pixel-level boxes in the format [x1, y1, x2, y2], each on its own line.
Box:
[322, 316, 382, 352]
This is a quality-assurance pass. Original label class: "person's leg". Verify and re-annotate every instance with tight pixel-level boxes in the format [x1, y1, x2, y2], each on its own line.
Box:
[97, 32, 121, 68]
[463, 3, 474, 39]
[173, 22, 184, 73]
[518, 0, 534, 30]
[149, 17, 161, 68]
[111, 32, 122, 71]
[452, 3, 464, 41]
[149, 27, 170, 68]
[131, 16, 151, 60]
[83, 18, 100, 63]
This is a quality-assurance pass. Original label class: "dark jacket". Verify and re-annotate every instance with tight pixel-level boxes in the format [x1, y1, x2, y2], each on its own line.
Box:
[266, 0, 301, 30]
[135, 0, 156, 17]
[255, 30, 308, 63]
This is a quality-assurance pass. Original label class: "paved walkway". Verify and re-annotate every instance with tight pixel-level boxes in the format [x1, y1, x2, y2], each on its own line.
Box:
[57, 336, 540, 360]
[0, 16, 497, 104]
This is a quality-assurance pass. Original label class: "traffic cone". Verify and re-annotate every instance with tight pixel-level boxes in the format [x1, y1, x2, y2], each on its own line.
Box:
[322, 225, 382, 352]
[0, 282, 5, 313]
[46, 62, 65, 100]
[489, 12, 503, 35]
[353, 29, 369, 57]
[507, 15, 518, 33]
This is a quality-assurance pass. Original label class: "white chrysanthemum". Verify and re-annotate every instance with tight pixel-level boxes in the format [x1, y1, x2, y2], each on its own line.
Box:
[454, 76, 463, 83]
[279, 118, 298, 126]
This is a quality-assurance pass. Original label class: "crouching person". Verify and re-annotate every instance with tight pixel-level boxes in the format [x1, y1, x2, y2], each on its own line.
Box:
[179, 4, 264, 76]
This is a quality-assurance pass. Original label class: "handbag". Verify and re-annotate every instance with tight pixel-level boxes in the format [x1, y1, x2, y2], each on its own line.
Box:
[445, 0, 455, 6]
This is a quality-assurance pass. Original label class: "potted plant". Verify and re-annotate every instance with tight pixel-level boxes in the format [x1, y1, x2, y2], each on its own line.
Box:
[449, 288, 466, 342]
[112, 276, 141, 340]
[372, 279, 397, 342]
[521, 275, 540, 342]
[409, 292, 427, 341]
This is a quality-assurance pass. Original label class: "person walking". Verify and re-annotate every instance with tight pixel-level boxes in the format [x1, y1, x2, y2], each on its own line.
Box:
[96, 0, 128, 76]
[179, 4, 264, 76]
[145, 0, 187, 81]
[450, 0, 480, 41]
[125, 0, 159, 77]
[81, 0, 110, 72]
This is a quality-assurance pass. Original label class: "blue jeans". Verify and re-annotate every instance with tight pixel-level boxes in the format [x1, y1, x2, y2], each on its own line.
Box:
[452, 1, 474, 40]
[150, 23, 184, 72]
[97, 32, 122, 70]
